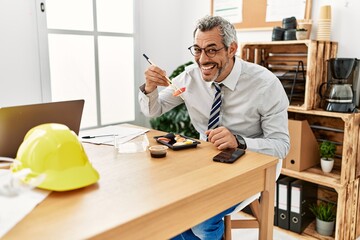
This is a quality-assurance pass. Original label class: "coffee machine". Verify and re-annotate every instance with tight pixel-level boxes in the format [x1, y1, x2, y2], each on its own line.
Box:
[319, 58, 360, 113]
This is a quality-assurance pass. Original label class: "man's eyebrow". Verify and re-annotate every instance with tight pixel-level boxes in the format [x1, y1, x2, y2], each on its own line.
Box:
[193, 43, 218, 48]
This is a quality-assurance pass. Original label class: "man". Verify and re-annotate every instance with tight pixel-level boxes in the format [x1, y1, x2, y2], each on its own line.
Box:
[139, 15, 289, 240]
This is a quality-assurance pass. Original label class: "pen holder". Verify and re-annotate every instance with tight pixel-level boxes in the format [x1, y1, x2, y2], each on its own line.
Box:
[114, 134, 149, 153]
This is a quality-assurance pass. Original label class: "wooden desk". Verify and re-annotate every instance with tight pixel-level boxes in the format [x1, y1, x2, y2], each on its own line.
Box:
[3, 129, 278, 240]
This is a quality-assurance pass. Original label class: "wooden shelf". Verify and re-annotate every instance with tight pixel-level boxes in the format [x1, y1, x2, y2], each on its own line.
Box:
[281, 167, 342, 191]
[274, 220, 335, 240]
[288, 107, 357, 118]
[239, 211, 335, 239]
[287, 109, 360, 185]
[242, 39, 313, 46]
[240, 40, 360, 240]
[302, 221, 335, 240]
[240, 40, 338, 110]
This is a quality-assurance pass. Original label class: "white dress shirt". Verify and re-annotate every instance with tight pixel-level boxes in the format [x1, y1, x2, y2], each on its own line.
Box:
[139, 57, 290, 159]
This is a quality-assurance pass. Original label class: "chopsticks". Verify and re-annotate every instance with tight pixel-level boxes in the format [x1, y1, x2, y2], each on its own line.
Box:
[143, 54, 173, 85]
[143, 54, 185, 99]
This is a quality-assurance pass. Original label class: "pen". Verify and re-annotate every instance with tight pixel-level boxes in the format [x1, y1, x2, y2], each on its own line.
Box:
[0, 156, 14, 163]
[82, 134, 115, 139]
[143, 53, 185, 99]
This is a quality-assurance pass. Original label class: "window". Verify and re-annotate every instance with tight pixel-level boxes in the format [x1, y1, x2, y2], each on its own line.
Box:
[45, 0, 135, 129]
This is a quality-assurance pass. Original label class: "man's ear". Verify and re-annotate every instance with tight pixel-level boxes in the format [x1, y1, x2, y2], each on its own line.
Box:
[228, 42, 238, 57]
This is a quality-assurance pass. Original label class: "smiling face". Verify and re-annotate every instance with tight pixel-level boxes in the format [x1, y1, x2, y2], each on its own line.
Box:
[193, 27, 238, 82]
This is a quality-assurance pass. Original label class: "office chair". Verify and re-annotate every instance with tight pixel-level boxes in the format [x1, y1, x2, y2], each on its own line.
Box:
[223, 159, 283, 240]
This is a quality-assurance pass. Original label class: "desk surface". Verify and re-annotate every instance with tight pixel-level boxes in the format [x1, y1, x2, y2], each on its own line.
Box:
[3, 129, 278, 240]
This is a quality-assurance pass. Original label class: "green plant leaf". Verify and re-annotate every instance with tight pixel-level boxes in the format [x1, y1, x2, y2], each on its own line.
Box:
[319, 141, 336, 159]
[309, 202, 336, 222]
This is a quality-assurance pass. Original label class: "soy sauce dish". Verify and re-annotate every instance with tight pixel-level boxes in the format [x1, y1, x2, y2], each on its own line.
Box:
[148, 145, 169, 158]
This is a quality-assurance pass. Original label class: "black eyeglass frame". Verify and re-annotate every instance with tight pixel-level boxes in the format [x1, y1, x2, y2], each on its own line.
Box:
[188, 45, 226, 58]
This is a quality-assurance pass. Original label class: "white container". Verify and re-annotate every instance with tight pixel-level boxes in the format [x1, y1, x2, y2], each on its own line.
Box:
[114, 134, 149, 153]
[316, 218, 335, 236]
[296, 31, 308, 40]
[320, 157, 334, 173]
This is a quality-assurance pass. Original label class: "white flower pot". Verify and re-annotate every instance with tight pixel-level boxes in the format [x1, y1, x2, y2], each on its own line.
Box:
[316, 218, 335, 236]
[296, 31, 308, 40]
[321, 157, 334, 173]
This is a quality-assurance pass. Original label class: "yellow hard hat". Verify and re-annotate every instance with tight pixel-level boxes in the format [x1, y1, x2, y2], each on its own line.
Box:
[11, 123, 99, 191]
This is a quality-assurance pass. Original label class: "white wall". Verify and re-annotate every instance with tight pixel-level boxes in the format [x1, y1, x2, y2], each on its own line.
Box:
[139, 0, 360, 83]
[0, 0, 43, 106]
[138, 0, 210, 79]
[315, 0, 360, 57]
[232, 0, 360, 58]
[1, 0, 359, 111]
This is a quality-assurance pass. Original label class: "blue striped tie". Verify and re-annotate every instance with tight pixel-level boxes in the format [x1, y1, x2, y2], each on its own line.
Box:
[208, 82, 222, 130]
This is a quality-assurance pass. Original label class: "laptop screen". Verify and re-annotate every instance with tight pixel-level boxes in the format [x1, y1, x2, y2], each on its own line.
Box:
[0, 99, 84, 158]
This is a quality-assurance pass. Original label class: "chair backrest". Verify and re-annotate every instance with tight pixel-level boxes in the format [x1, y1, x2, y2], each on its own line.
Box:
[275, 158, 283, 180]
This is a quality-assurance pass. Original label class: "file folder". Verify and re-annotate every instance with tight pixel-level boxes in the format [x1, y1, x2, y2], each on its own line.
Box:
[274, 175, 285, 226]
[277, 176, 295, 229]
[274, 180, 278, 226]
[284, 119, 320, 171]
[289, 179, 317, 233]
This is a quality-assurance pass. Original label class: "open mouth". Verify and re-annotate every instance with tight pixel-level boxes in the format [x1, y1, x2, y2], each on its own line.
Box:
[201, 63, 217, 75]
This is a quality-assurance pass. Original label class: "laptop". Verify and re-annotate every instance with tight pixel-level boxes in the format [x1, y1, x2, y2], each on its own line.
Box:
[0, 99, 84, 158]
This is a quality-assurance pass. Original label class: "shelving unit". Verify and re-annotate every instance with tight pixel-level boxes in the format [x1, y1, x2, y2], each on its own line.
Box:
[240, 40, 338, 110]
[287, 109, 360, 185]
[283, 109, 360, 240]
[240, 41, 360, 240]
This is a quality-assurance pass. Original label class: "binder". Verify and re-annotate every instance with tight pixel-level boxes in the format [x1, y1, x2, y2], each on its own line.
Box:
[289, 179, 317, 233]
[277, 176, 295, 229]
[274, 175, 285, 226]
[274, 179, 278, 226]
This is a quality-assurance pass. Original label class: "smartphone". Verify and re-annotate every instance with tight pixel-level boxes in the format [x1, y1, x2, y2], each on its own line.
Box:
[213, 148, 245, 164]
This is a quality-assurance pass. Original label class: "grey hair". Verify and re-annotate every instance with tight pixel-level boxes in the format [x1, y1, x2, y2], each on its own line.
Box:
[193, 15, 238, 47]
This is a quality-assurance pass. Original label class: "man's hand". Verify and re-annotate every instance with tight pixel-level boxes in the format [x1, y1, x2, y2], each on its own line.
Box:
[144, 65, 170, 93]
[205, 127, 238, 150]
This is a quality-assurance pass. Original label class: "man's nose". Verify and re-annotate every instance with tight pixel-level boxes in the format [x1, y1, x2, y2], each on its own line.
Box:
[198, 50, 210, 61]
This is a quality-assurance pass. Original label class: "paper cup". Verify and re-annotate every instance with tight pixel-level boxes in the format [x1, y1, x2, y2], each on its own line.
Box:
[319, 5, 332, 20]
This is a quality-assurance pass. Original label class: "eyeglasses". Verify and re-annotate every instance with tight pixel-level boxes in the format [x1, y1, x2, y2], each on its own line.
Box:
[188, 45, 226, 58]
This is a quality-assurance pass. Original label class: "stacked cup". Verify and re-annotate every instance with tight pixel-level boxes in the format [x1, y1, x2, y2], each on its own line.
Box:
[317, 5, 331, 41]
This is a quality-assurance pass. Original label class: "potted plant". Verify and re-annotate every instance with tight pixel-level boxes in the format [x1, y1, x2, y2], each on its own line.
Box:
[309, 202, 336, 236]
[319, 141, 336, 173]
[296, 28, 308, 40]
[297, 20, 312, 39]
